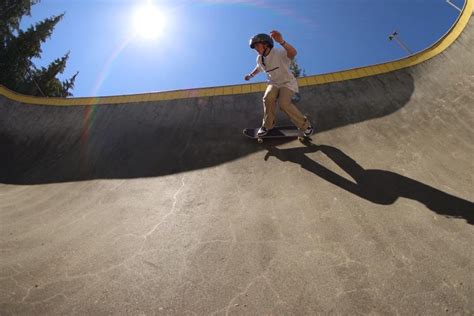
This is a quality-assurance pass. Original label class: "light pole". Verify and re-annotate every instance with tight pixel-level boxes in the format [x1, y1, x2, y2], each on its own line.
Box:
[446, 0, 462, 12]
[388, 31, 413, 55]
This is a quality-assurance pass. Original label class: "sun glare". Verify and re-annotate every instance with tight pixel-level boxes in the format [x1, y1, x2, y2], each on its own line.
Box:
[133, 4, 166, 39]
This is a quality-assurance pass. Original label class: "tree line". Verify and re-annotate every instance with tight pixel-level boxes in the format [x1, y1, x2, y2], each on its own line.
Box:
[0, 0, 77, 97]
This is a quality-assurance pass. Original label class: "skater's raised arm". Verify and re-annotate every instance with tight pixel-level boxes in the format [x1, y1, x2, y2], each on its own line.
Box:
[270, 30, 297, 59]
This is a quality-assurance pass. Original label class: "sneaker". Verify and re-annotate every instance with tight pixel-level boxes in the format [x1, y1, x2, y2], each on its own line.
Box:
[257, 126, 268, 137]
[303, 125, 314, 137]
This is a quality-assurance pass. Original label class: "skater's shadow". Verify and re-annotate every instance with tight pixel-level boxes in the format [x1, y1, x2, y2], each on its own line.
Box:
[264, 144, 474, 224]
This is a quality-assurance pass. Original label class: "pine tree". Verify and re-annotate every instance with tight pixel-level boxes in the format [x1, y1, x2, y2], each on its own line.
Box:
[290, 58, 306, 78]
[0, 0, 77, 97]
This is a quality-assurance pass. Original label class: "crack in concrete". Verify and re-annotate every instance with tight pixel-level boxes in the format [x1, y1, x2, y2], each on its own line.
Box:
[262, 274, 285, 305]
[143, 175, 186, 239]
[24, 176, 190, 305]
[224, 277, 258, 316]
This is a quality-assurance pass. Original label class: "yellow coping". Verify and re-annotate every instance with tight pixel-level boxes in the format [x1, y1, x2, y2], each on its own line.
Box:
[297, 77, 309, 87]
[222, 86, 234, 95]
[1, 0, 472, 106]
[232, 85, 242, 94]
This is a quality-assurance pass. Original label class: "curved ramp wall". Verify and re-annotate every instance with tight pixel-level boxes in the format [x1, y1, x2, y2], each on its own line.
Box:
[0, 2, 472, 184]
[1, 3, 473, 315]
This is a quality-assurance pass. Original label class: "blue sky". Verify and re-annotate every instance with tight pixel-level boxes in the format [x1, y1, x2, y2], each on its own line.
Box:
[21, 0, 465, 97]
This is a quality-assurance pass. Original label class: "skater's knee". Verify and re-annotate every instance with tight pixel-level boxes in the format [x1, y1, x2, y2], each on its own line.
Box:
[263, 94, 277, 104]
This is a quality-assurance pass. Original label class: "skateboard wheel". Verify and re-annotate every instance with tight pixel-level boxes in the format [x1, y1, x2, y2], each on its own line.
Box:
[257, 138, 263, 144]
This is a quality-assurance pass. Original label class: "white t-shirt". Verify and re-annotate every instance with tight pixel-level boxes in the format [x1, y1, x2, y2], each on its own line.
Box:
[256, 47, 299, 93]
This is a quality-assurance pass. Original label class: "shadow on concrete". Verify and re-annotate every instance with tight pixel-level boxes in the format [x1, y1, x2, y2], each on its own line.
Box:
[263, 144, 474, 225]
[1, 71, 414, 184]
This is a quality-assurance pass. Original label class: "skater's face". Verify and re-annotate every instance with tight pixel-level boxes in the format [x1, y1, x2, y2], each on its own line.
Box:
[253, 42, 267, 55]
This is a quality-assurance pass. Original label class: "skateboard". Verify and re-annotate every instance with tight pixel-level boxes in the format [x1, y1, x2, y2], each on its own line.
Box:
[243, 125, 310, 144]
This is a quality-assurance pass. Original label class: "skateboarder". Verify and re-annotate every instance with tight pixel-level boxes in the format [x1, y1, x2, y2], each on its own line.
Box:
[245, 30, 313, 137]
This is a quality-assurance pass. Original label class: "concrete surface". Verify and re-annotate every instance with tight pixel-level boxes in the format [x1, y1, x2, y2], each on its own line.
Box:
[1, 17, 473, 316]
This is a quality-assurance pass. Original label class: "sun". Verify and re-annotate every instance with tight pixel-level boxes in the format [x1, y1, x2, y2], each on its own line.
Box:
[133, 3, 166, 39]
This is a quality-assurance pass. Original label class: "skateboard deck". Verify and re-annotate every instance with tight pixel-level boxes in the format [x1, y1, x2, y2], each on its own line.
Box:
[243, 125, 308, 143]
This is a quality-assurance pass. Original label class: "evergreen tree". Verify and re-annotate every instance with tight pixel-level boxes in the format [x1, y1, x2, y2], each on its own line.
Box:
[290, 58, 306, 78]
[0, 0, 77, 97]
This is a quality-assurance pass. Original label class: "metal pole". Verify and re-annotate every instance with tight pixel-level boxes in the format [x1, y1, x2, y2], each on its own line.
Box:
[388, 31, 413, 55]
[446, 0, 462, 12]
[393, 36, 413, 55]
